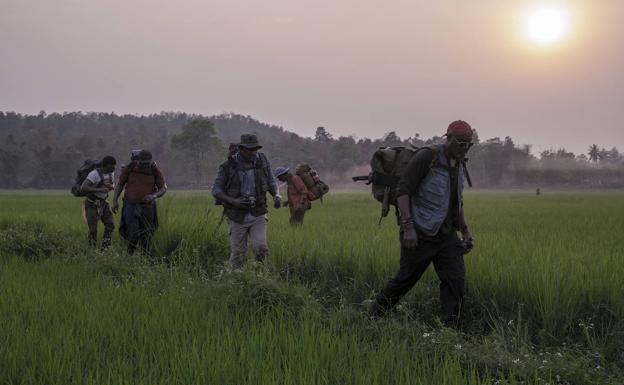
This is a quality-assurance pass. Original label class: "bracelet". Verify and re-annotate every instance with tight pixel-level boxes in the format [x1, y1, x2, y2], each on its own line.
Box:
[400, 218, 415, 226]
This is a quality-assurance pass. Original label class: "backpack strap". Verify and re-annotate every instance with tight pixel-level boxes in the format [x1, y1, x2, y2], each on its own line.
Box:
[127, 161, 156, 176]
[96, 168, 104, 186]
[258, 153, 270, 176]
[223, 157, 238, 192]
[461, 159, 473, 188]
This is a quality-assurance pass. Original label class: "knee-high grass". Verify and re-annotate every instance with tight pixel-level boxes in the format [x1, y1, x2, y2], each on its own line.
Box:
[0, 190, 623, 384]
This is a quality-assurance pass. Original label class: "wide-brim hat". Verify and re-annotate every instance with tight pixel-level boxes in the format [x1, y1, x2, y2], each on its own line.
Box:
[239, 134, 262, 150]
[274, 166, 290, 178]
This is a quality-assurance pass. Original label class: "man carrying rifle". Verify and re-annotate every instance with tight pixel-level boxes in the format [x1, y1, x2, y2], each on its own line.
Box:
[212, 134, 281, 269]
[365, 120, 476, 327]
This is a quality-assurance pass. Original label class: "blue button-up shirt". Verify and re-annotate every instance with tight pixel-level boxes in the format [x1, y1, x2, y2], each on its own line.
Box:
[212, 152, 276, 198]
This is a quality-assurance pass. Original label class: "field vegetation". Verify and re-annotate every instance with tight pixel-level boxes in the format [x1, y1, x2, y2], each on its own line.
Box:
[1, 191, 623, 384]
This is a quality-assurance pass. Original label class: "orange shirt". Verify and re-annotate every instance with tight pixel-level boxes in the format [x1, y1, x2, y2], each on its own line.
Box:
[287, 174, 315, 210]
[118, 163, 166, 203]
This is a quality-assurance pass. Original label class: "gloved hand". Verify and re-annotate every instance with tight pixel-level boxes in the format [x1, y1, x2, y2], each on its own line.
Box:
[462, 230, 475, 254]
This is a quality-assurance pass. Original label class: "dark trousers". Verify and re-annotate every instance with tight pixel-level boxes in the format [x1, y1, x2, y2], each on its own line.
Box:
[84, 199, 114, 248]
[122, 202, 156, 254]
[375, 231, 466, 325]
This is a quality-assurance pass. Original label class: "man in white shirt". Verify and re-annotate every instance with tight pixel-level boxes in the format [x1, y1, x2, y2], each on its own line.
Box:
[80, 156, 117, 248]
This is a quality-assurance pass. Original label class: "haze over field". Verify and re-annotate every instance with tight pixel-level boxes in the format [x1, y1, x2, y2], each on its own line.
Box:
[1, 0, 623, 154]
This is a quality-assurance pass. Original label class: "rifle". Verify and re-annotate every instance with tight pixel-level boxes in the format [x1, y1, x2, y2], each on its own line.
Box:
[352, 174, 372, 184]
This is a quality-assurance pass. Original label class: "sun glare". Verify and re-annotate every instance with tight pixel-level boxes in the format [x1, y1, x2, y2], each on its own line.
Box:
[523, 5, 571, 46]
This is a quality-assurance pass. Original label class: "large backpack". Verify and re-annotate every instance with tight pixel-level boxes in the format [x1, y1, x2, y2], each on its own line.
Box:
[294, 163, 329, 201]
[124, 160, 157, 176]
[70, 159, 102, 197]
[368, 146, 434, 221]
[354, 145, 472, 224]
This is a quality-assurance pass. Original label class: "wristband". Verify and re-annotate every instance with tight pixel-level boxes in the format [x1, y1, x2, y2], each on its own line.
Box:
[400, 219, 415, 228]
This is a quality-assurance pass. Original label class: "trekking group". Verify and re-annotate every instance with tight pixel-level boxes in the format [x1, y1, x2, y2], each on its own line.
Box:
[74, 120, 476, 326]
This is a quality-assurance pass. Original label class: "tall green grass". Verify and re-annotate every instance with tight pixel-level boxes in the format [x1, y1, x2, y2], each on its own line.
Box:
[0, 190, 623, 384]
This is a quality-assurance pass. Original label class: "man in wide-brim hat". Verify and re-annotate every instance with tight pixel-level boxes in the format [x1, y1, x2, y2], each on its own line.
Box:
[212, 134, 282, 268]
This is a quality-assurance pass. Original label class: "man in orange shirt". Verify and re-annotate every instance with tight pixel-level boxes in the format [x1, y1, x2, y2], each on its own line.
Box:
[275, 167, 315, 226]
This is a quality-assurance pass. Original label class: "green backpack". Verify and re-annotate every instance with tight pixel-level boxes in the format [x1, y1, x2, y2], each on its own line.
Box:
[354, 145, 472, 224]
[371, 146, 435, 221]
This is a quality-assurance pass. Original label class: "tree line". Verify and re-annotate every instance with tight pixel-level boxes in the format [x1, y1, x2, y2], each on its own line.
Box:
[1, 111, 622, 189]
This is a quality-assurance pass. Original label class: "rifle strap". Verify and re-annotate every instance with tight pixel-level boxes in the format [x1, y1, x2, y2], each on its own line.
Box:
[214, 207, 227, 235]
[462, 160, 473, 188]
[379, 186, 391, 226]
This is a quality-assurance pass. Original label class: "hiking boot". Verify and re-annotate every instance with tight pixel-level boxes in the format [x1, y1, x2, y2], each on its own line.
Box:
[443, 315, 460, 329]
[362, 299, 383, 317]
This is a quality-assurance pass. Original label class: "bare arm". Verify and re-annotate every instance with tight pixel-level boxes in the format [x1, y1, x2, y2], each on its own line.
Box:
[153, 184, 167, 199]
[143, 167, 167, 202]
[459, 203, 475, 252]
[111, 181, 124, 204]
[80, 179, 110, 194]
[459, 203, 469, 234]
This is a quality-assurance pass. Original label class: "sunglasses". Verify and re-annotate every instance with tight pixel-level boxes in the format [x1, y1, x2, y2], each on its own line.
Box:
[454, 139, 474, 149]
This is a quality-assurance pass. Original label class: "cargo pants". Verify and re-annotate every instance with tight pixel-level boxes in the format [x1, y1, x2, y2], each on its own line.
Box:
[228, 214, 268, 268]
[84, 199, 114, 248]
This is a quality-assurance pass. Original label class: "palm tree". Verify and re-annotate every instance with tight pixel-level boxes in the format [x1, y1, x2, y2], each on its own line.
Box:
[587, 144, 599, 163]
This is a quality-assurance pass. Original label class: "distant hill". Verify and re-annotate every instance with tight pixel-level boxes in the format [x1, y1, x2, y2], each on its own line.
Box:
[1, 111, 622, 189]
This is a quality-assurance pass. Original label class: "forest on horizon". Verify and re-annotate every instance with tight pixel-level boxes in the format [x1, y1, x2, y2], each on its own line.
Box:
[1, 110, 622, 190]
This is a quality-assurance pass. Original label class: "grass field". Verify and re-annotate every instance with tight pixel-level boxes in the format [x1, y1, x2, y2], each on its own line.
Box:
[1, 190, 623, 384]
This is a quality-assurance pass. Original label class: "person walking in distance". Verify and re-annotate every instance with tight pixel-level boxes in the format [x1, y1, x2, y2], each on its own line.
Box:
[274, 166, 315, 226]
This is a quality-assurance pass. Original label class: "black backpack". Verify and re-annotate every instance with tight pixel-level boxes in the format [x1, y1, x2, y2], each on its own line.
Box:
[70, 159, 102, 197]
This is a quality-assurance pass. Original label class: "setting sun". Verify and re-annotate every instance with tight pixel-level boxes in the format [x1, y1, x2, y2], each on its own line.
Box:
[523, 5, 571, 46]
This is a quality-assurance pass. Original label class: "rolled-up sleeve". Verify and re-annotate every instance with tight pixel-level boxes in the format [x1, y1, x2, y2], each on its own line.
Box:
[211, 166, 226, 197]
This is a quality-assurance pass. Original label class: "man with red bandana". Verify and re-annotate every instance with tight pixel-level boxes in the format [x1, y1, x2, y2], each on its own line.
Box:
[366, 120, 476, 327]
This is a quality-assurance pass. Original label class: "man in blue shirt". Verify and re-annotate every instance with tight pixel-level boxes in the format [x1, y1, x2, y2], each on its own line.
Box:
[212, 134, 281, 268]
[366, 120, 476, 327]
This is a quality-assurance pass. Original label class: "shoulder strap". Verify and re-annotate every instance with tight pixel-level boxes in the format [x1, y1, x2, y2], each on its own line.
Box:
[428, 146, 440, 170]
[461, 159, 473, 188]
[223, 158, 237, 191]
[258, 153, 270, 176]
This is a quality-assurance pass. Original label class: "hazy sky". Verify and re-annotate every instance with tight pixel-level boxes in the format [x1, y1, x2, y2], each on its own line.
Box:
[1, 0, 623, 154]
